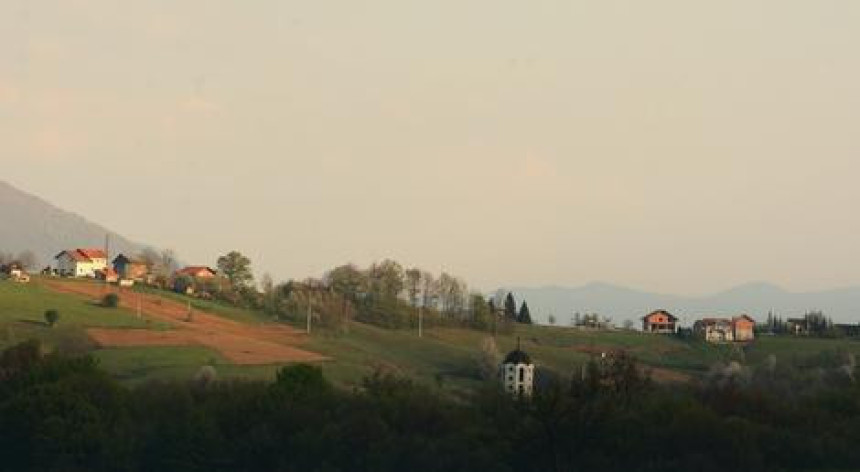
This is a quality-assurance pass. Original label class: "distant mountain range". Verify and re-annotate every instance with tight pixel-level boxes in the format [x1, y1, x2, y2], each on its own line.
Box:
[0, 180, 145, 268]
[510, 282, 860, 326]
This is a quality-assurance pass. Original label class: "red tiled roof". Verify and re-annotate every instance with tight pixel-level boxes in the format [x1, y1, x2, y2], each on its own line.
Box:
[56, 248, 107, 262]
[643, 310, 678, 322]
[78, 248, 107, 259]
[176, 266, 216, 277]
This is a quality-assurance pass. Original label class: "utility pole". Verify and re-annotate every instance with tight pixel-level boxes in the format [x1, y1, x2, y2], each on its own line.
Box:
[306, 294, 312, 334]
[418, 306, 423, 338]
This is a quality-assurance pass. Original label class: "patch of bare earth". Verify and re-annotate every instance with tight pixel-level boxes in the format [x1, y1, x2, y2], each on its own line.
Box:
[44, 280, 329, 365]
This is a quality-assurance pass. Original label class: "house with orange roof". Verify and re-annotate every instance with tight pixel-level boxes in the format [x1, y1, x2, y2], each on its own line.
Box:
[55, 248, 108, 278]
[175, 266, 217, 279]
[642, 310, 678, 334]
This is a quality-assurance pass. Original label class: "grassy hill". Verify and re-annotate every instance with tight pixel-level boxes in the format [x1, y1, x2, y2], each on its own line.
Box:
[3, 277, 860, 392]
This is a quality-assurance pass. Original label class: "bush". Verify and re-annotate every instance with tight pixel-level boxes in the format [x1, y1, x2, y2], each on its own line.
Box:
[102, 293, 119, 308]
[44, 309, 59, 327]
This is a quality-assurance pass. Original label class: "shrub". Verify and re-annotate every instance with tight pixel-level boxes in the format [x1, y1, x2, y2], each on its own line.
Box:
[102, 293, 119, 308]
[44, 309, 59, 327]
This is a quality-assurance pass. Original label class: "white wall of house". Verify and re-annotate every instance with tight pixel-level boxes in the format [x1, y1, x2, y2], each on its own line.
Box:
[56, 253, 107, 277]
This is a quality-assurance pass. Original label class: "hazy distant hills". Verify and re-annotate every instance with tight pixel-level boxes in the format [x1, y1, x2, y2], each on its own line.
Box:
[0, 181, 144, 268]
[510, 282, 860, 326]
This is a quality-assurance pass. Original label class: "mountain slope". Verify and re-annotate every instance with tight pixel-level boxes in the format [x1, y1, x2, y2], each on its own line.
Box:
[510, 282, 860, 326]
[0, 180, 145, 268]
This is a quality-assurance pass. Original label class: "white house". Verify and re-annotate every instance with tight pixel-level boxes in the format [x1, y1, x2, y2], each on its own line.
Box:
[55, 249, 108, 278]
[500, 340, 535, 398]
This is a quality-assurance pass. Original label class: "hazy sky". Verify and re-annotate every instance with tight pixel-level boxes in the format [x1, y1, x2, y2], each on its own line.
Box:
[2, 1, 859, 295]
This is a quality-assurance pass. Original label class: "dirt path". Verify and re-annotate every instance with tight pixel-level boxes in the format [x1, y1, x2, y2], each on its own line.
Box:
[43, 280, 329, 365]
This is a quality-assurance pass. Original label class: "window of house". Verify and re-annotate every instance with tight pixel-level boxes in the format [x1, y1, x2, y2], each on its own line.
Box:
[519, 367, 524, 382]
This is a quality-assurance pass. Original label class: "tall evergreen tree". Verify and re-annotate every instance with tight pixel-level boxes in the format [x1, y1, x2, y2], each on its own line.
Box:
[518, 301, 533, 324]
[504, 293, 517, 322]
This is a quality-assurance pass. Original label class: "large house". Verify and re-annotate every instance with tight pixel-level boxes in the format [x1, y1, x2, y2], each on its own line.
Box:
[112, 254, 149, 280]
[55, 249, 108, 278]
[694, 315, 756, 343]
[642, 310, 678, 334]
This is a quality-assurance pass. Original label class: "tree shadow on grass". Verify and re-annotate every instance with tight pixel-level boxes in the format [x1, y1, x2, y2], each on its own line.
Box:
[15, 319, 48, 328]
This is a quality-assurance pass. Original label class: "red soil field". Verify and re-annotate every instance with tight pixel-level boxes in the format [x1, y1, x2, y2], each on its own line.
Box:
[44, 280, 329, 365]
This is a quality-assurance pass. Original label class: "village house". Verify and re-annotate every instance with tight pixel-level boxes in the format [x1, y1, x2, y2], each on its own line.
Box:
[95, 267, 120, 284]
[694, 315, 756, 343]
[642, 310, 678, 334]
[175, 266, 217, 279]
[112, 254, 149, 280]
[55, 249, 108, 278]
[1, 263, 30, 283]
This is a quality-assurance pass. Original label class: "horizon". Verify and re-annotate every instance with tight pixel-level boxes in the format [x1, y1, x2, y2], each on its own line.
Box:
[3, 1, 860, 294]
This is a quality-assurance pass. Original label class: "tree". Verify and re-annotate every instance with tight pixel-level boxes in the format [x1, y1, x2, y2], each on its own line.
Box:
[216, 251, 254, 289]
[469, 294, 493, 331]
[439, 273, 466, 318]
[476, 337, 501, 380]
[404, 268, 422, 307]
[547, 314, 556, 325]
[420, 271, 438, 310]
[16, 251, 36, 270]
[173, 274, 194, 294]
[102, 293, 119, 308]
[368, 259, 404, 299]
[326, 264, 366, 324]
[518, 301, 533, 324]
[44, 309, 59, 327]
[504, 293, 517, 322]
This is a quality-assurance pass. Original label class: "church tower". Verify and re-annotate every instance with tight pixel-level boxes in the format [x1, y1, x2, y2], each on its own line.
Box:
[500, 338, 534, 397]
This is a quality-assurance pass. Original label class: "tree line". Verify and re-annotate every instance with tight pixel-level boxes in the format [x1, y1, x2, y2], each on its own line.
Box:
[5, 340, 860, 471]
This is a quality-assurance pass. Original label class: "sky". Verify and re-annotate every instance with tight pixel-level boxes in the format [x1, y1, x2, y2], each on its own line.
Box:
[1, 0, 859, 295]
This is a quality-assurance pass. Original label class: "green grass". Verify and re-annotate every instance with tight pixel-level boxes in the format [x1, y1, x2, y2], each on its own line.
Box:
[6, 277, 860, 391]
[0, 279, 171, 352]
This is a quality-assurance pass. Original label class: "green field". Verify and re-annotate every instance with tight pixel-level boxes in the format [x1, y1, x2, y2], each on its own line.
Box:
[3, 277, 860, 391]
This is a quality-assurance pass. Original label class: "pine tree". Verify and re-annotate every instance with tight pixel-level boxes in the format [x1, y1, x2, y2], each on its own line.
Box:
[518, 301, 533, 324]
[504, 293, 517, 322]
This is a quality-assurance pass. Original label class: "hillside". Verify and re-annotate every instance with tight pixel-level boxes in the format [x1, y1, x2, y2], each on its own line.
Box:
[0, 180, 145, 268]
[511, 282, 860, 326]
[3, 277, 860, 392]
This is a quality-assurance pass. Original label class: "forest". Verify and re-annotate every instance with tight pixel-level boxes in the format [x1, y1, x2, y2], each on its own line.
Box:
[3, 340, 860, 471]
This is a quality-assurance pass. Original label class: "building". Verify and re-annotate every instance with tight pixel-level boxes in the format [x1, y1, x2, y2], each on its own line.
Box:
[694, 315, 756, 343]
[642, 310, 678, 334]
[500, 340, 534, 398]
[175, 266, 217, 279]
[95, 267, 119, 283]
[55, 249, 108, 277]
[786, 318, 808, 336]
[732, 315, 756, 341]
[112, 254, 149, 280]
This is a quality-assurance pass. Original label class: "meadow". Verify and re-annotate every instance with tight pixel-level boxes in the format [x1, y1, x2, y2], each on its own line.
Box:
[2, 276, 860, 391]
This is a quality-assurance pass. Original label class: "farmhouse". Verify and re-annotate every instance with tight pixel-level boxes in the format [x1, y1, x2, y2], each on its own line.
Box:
[694, 315, 756, 343]
[112, 254, 149, 280]
[642, 310, 678, 334]
[55, 248, 108, 278]
[175, 266, 217, 278]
